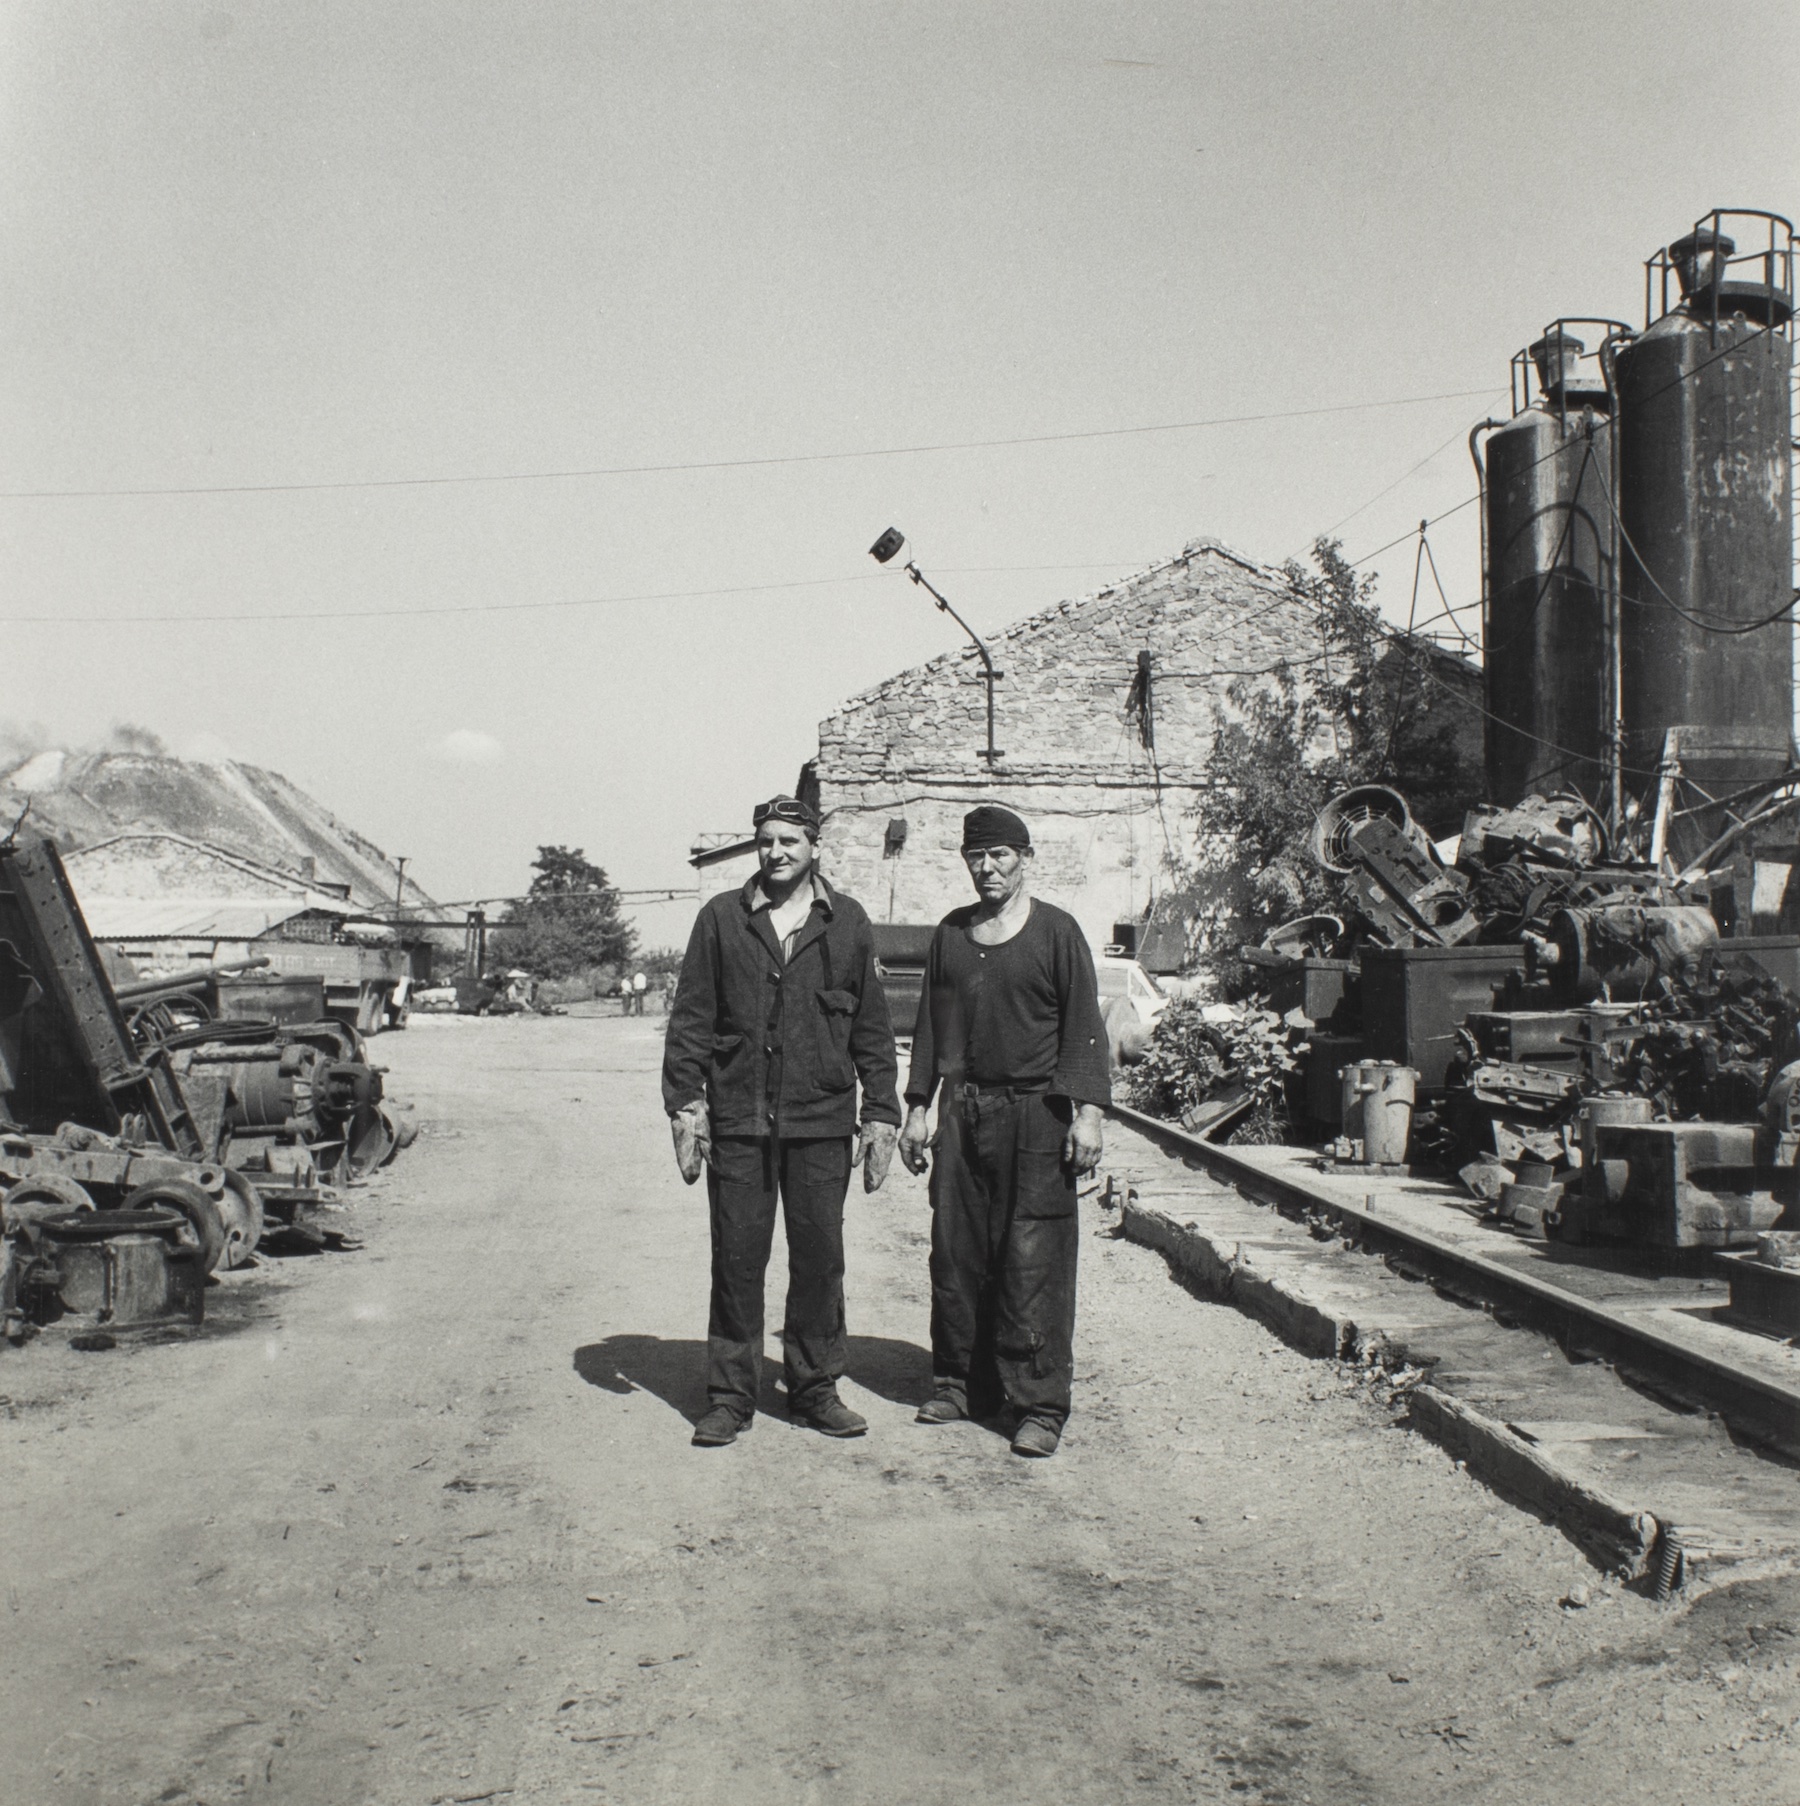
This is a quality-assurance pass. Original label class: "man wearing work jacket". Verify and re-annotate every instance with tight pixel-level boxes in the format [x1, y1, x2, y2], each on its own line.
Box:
[663, 794, 901, 1447]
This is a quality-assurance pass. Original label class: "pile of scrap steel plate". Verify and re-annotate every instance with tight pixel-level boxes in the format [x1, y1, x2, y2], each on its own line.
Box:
[0, 829, 417, 1343]
[1210, 784, 1800, 1253]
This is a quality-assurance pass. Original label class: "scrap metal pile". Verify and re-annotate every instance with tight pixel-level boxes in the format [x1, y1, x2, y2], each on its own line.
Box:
[1227, 785, 1800, 1252]
[0, 829, 416, 1343]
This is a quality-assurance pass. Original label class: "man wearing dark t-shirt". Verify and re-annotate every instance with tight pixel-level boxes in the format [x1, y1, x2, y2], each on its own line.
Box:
[897, 804, 1110, 1458]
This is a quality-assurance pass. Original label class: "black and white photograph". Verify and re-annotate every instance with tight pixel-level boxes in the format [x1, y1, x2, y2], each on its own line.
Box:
[2, 5, 1798, 1802]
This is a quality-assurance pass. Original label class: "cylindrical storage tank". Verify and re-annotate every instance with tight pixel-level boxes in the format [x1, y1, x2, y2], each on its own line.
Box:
[1616, 216, 1796, 831]
[1484, 330, 1615, 804]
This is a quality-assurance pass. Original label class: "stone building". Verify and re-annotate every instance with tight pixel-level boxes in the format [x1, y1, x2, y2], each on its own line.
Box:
[806, 539, 1480, 949]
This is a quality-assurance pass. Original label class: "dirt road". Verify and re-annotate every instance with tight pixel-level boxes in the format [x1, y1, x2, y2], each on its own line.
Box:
[4, 1013, 1797, 1805]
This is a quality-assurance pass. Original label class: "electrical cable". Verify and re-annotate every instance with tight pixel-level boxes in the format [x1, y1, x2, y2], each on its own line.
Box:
[1419, 530, 1478, 651]
[3, 304, 1787, 638]
[1307, 413, 1496, 548]
[0, 386, 1504, 503]
[1376, 525, 1432, 774]
[1593, 460, 1800, 635]
[0, 559, 1158, 629]
[1473, 438, 1597, 662]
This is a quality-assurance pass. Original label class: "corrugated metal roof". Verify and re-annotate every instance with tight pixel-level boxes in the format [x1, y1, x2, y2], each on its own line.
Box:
[79, 896, 352, 940]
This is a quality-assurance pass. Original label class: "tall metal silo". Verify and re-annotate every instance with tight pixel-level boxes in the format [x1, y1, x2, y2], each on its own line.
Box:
[1615, 210, 1796, 843]
[1479, 322, 1624, 808]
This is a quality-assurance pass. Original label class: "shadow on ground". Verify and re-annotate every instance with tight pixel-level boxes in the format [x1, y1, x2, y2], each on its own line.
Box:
[574, 1333, 935, 1424]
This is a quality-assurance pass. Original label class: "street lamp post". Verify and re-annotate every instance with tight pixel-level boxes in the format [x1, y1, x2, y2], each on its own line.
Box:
[868, 528, 1003, 764]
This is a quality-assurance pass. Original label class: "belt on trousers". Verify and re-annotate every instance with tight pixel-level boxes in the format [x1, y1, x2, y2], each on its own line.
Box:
[951, 1080, 1050, 1105]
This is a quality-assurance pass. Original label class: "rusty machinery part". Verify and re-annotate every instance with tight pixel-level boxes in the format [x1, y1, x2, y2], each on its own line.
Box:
[1459, 794, 1610, 872]
[110, 957, 271, 1004]
[229, 1049, 380, 1135]
[136, 1012, 368, 1072]
[1, 1172, 97, 1235]
[1342, 816, 1478, 948]
[125, 994, 214, 1046]
[215, 1135, 328, 1213]
[1467, 1060, 1581, 1119]
[1310, 785, 1420, 876]
[213, 1168, 265, 1268]
[383, 1103, 420, 1155]
[1259, 914, 1346, 960]
[345, 1105, 397, 1179]
[1538, 903, 1719, 1004]
[1762, 1061, 1800, 1169]
[39, 1204, 188, 1242]
[120, 1178, 227, 1275]
[0, 832, 207, 1159]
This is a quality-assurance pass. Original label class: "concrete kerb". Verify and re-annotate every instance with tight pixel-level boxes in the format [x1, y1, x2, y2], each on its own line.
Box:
[1118, 1194, 1667, 1588]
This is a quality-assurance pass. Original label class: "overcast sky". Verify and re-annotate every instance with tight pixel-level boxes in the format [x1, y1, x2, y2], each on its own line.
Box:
[3, 2, 1796, 940]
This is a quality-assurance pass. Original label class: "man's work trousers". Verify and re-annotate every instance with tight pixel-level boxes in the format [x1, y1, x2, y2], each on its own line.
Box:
[706, 1136, 851, 1419]
[928, 1088, 1079, 1428]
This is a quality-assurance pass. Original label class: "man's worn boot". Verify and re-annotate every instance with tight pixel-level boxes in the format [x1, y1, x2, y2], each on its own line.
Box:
[915, 1388, 968, 1425]
[691, 1405, 753, 1447]
[1010, 1417, 1061, 1459]
[791, 1389, 867, 1438]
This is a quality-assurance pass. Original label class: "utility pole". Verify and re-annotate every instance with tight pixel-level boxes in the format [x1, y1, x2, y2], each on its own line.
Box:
[394, 856, 408, 916]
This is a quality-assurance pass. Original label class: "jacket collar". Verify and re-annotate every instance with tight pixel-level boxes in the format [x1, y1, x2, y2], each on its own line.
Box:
[740, 870, 835, 917]
[738, 870, 834, 965]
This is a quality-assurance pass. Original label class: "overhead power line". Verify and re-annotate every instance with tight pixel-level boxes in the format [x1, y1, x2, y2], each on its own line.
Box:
[0, 560, 1160, 628]
[0, 387, 1504, 501]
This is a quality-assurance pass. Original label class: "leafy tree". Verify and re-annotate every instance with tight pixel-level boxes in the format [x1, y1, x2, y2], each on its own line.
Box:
[1165, 538, 1482, 983]
[488, 845, 636, 978]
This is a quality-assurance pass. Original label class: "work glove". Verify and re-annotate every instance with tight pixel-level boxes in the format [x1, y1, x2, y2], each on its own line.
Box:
[670, 1100, 711, 1185]
[859, 1121, 899, 1193]
[898, 1107, 932, 1177]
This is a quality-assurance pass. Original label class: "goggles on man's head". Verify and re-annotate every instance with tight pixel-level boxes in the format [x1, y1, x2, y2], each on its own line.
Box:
[753, 795, 820, 832]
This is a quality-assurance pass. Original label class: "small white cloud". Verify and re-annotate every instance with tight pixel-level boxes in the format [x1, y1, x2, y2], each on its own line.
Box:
[434, 728, 504, 765]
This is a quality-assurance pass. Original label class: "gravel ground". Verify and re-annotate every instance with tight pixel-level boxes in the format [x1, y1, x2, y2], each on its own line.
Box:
[2, 1012, 1796, 1806]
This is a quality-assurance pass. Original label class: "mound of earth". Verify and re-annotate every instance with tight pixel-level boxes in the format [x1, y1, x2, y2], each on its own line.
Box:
[0, 747, 434, 911]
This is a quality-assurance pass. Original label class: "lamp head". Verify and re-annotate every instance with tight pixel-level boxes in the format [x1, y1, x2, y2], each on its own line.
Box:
[868, 527, 905, 564]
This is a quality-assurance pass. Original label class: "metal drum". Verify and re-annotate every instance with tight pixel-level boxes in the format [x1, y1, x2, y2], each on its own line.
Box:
[1339, 1062, 1417, 1166]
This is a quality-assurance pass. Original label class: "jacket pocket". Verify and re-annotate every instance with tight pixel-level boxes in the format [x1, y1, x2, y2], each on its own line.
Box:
[813, 989, 858, 1089]
[708, 1030, 746, 1087]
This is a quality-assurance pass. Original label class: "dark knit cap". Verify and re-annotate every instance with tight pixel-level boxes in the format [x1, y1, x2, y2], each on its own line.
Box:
[962, 804, 1032, 850]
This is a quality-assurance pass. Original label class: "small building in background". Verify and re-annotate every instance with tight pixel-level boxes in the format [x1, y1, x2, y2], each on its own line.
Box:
[689, 832, 758, 904]
[65, 832, 415, 1031]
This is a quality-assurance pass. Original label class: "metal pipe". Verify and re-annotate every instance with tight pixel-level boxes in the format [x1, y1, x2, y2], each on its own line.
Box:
[1468, 419, 1502, 676]
[113, 956, 272, 1002]
[1599, 331, 1631, 835]
[905, 561, 1004, 764]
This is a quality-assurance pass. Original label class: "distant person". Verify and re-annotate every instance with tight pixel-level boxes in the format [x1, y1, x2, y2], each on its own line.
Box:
[898, 804, 1108, 1459]
[632, 971, 648, 1016]
[663, 793, 901, 1447]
